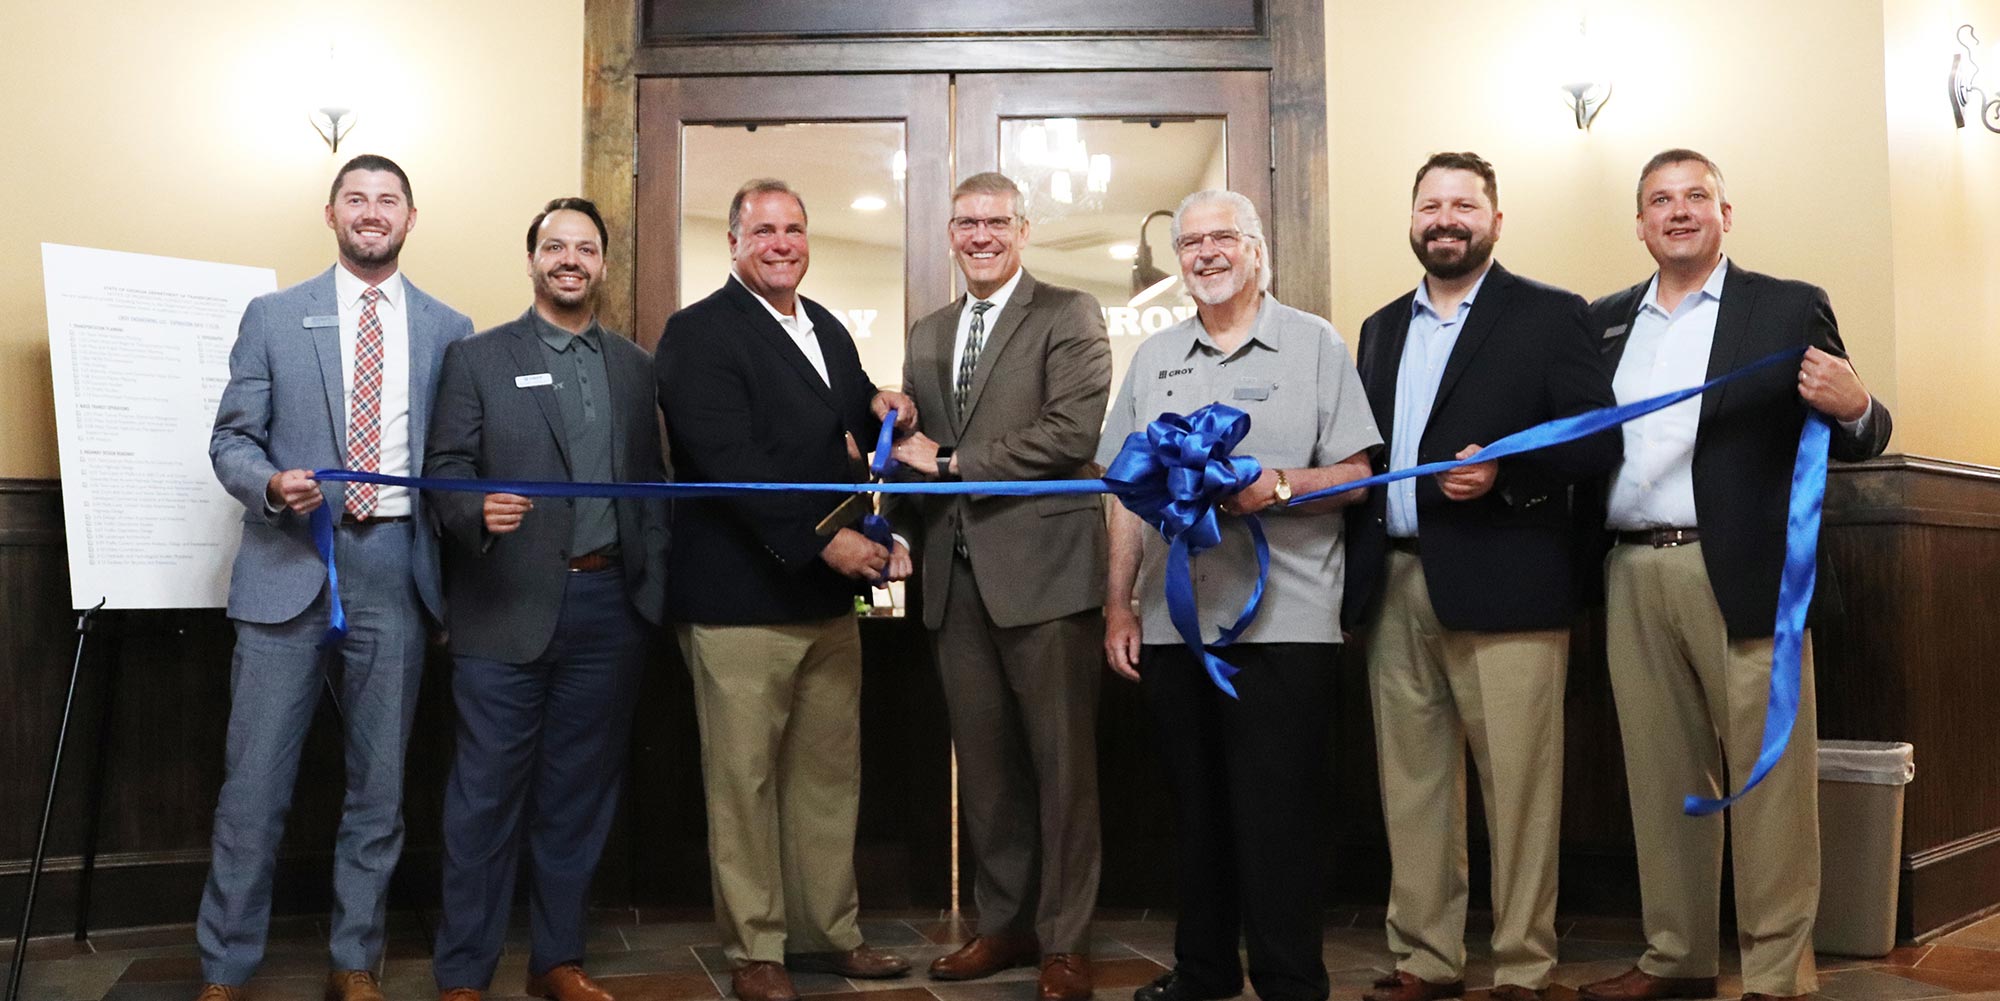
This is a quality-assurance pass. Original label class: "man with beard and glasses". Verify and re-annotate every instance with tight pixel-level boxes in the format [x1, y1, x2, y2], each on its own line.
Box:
[1343, 152, 1621, 1001]
[1099, 189, 1379, 1001]
[204, 154, 473, 1001]
[1574, 150, 1890, 1001]
[424, 197, 668, 1001]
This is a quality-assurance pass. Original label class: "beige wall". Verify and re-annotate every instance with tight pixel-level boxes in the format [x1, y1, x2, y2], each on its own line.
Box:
[0, 0, 584, 479]
[1326, 0, 1910, 444]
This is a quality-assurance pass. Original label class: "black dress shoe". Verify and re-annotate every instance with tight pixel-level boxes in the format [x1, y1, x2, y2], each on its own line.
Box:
[1134, 970, 1239, 1001]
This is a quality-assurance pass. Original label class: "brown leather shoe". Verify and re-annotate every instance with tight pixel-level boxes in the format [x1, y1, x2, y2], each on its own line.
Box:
[327, 971, 386, 1001]
[929, 933, 1040, 981]
[1488, 987, 1544, 1001]
[1038, 954, 1093, 1001]
[787, 944, 911, 979]
[1362, 971, 1465, 1001]
[439, 991, 482, 1001]
[732, 961, 800, 1001]
[1577, 969, 1717, 1001]
[526, 963, 615, 1001]
[195, 985, 245, 1001]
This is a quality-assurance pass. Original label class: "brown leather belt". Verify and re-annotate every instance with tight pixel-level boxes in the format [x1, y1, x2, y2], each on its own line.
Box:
[1388, 537, 1421, 555]
[568, 550, 619, 572]
[340, 514, 411, 525]
[1617, 527, 1701, 548]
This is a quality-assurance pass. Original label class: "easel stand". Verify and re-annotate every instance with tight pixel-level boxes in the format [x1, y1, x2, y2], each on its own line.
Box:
[7, 600, 120, 1001]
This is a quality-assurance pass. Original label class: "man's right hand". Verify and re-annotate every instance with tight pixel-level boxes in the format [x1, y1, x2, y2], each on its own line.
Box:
[1105, 605, 1142, 682]
[483, 493, 533, 534]
[820, 526, 889, 580]
[266, 469, 323, 515]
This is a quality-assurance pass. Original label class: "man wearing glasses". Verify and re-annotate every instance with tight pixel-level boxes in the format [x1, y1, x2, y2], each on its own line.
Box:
[1099, 189, 1379, 1001]
[884, 172, 1111, 1001]
[1344, 152, 1620, 1001]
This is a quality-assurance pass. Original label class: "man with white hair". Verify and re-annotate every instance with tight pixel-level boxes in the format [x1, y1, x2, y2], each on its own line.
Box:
[1099, 189, 1380, 1001]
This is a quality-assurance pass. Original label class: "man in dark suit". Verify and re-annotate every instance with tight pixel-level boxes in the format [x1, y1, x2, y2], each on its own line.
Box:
[1344, 152, 1621, 1001]
[424, 197, 668, 1001]
[655, 179, 915, 1001]
[204, 154, 472, 1001]
[1577, 150, 1890, 1001]
[881, 172, 1111, 1001]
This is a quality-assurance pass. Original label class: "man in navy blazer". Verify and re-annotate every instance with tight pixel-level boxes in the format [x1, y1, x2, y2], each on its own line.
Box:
[1578, 150, 1891, 1001]
[656, 179, 914, 1001]
[203, 154, 472, 1001]
[1344, 153, 1621, 1001]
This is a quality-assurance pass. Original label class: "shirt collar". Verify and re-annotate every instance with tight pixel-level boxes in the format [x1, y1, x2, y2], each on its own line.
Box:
[530, 306, 603, 353]
[731, 271, 814, 334]
[1183, 292, 1282, 361]
[1410, 262, 1493, 321]
[966, 267, 1024, 315]
[1641, 255, 1730, 315]
[334, 264, 403, 310]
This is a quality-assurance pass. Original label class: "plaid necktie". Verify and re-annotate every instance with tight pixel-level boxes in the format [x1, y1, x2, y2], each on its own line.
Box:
[344, 286, 385, 519]
[954, 299, 994, 416]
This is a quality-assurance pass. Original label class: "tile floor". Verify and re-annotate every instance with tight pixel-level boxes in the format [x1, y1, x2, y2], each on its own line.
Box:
[8, 908, 2000, 1001]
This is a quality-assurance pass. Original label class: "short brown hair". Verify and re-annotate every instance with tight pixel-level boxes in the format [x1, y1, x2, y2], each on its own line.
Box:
[1411, 151, 1498, 209]
[728, 179, 807, 235]
[526, 197, 609, 255]
[1635, 148, 1727, 212]
[329, 154, 412, 205]
[951, 171, 1024, 217]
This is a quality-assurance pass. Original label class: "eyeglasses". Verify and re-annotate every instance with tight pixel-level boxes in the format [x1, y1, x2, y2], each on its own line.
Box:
[950, 215, 1016, 233]
[1175, 229, 1248, 254]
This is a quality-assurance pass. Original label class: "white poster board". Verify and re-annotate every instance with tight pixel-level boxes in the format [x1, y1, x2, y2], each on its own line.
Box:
[43, 244, 277, 610]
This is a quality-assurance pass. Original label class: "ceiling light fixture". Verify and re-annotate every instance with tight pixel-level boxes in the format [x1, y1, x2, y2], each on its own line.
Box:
[851, 195, 887, 211]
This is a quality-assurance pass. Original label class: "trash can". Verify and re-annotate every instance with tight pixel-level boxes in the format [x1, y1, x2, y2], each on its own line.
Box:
[1813, 740, 1915, 957]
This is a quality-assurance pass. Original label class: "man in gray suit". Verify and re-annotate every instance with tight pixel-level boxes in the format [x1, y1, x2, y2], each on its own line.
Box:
[203, 154, 473, 1001]
[884, 171, 1112, 1001]
[424, 197, 667, 1001]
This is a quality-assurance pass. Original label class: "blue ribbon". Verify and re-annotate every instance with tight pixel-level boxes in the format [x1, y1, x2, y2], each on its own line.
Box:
[1100, 405, 1268, 697]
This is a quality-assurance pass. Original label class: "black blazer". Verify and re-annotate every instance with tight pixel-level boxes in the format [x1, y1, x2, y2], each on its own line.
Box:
[1585, 263, 1893, 638]
[655, 279, 881, 624]
[1343, 263, 1622, 633]
[425, 310, 669, 663]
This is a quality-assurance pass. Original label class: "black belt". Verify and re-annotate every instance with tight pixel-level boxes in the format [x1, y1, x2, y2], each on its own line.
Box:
[340, 514, 411, 525]
[1616, 527, 1701, 548]
[1388, 537, 1420, 555]
[568, 549, 620, 572]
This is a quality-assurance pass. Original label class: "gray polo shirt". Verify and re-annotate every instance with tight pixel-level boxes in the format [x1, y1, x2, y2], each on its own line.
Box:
[1096, 294, 1380, 645]
[533, 310, 620, 558]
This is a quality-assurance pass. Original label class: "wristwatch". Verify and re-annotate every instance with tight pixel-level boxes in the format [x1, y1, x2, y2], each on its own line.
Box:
[1273, 469, 1293, 503]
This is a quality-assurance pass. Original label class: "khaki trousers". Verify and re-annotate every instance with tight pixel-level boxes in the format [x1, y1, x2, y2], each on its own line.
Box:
[1605, 542, 1818, 996]
[679, 617, 865, 965]
[1366, 551, 1566, 989]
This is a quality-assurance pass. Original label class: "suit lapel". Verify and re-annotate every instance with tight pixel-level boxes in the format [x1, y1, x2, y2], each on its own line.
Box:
[403, 281, 439, 471]
[727, 282, 837, 410]
[963, 271, 1036, 426]
[506, 313, 573, 474]
[306, 271, 347, 460]
[1428, 263, 1513, 421]
[1701, 264, 1756, 427]
[1599, 282, 1647, 371]
[601, 334, 637, 480]
[1366, 294, 1416, 443]
[933, 295, 966, 430]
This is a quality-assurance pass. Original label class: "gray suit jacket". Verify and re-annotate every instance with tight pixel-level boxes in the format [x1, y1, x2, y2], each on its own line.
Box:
[210, 267, 472, 624]
[885, 269, 1112, 629]
[424, 310, 668, 663]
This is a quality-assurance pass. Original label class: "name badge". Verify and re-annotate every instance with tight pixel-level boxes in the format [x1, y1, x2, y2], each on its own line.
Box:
[303, 315, 338, 329]
[1603, 324, 1629, 340]
[1232, 381, 1274, 401]
[515, 373, 554, 388]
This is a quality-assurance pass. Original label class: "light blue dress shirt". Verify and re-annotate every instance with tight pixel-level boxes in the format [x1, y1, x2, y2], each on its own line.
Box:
[1386, 267, 1491, 537]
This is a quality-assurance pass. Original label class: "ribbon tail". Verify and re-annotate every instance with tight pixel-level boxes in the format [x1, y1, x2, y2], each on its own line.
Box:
[1166, 537, 1240, 698]
[312, 505, 348, 649]
[1684, 411, 1829, 816]
[1211, 515, 1269, 647]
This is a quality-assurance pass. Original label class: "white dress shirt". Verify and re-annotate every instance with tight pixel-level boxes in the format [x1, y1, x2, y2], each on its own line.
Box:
[734, 271, 829, 386]
[1604, 258, 1729, 530]
[1386, 266, 1491, 537]
[950, 267, 1024, 380]
[333, 265, 411, 516]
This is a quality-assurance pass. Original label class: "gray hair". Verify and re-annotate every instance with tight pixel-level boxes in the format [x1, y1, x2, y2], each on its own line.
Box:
[728, 178, 808, 235]
[1170, 189, 1270, 292]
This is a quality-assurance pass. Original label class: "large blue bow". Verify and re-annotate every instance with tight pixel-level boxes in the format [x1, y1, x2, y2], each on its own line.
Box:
[1101, 404, 1269, 698]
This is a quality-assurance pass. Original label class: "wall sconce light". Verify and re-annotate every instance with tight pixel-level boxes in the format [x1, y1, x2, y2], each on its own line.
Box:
[1949, 24, 2000, 132]
[310, 106, 356, 153]
[1558, 16, 1612, 130]
[1129, 210, 1178, 308]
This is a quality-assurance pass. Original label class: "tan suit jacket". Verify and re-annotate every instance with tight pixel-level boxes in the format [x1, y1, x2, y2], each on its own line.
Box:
[886, 269, 1112, 629]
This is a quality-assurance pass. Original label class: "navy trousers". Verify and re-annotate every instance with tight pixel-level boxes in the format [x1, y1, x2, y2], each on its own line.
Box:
[432, 569, 646, 990]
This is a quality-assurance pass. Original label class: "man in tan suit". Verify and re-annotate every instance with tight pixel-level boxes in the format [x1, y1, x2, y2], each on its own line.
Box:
[884, 171, 1112, 1001]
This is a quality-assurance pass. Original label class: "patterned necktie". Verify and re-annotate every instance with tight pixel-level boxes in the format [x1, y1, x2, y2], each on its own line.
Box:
[954, 299, 994, 416]
[345, 286, 385, 519]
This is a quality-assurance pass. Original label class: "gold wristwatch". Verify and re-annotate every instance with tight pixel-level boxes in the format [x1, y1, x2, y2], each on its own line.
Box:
[1273, 469, 1293, 502]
